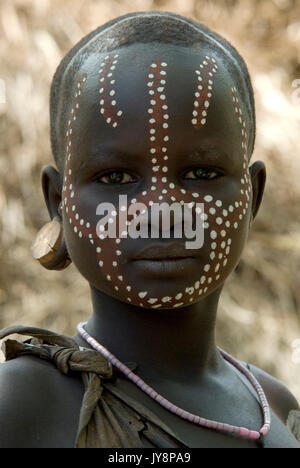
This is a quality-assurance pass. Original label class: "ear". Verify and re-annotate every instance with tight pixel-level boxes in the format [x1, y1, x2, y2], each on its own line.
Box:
[41, 165, 62, 219]
[248, 160, 266, 222]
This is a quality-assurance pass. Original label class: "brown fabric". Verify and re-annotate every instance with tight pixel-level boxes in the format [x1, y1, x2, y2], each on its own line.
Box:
[287, 410, 300, 443]
[1, 325, 300, 447]
[0, 325, 187, 448]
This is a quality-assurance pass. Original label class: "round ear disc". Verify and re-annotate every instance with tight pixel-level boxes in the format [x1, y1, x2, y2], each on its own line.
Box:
[30, 217, 71, 270]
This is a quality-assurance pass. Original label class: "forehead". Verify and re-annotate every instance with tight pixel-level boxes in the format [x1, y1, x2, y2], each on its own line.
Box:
[66, 42, 248, 166]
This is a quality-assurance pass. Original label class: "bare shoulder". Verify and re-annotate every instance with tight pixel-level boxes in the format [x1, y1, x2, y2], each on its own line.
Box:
[0, 355, 84, 447]
[245, 361, 299, 424]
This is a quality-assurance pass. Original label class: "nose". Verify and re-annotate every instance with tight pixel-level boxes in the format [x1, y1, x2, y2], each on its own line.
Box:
[135, 195, 190, 238]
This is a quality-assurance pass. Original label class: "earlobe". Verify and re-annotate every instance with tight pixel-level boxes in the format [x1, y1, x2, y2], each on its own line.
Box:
[249, 160, 266, 222]
[31, 166, 71, 270]
[41, 165, 63, 219]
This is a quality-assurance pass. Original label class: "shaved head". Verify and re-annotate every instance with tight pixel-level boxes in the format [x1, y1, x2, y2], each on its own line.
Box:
[50, 11, 256, 173]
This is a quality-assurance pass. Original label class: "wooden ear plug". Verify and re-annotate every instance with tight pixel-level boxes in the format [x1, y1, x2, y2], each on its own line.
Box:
[30, 217, 71, 270]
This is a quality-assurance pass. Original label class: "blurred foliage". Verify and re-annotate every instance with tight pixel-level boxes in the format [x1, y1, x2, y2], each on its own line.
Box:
[0, 0, 299, 400]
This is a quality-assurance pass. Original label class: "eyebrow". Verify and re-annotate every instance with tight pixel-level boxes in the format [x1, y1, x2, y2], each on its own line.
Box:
[75, 145, 232, 173]
[76, 149, 135, 172]
[88, 149, 133, 162]
[187, 148, 230, 165]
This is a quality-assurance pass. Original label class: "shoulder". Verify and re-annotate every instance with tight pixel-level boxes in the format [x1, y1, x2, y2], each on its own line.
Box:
[0, 354, 84, 447]
[0, 350, 84, 389]
[245, 361, 299, 424]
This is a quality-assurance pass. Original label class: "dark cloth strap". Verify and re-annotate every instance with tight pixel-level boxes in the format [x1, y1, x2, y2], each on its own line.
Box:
[0, 325, 77, 348]
[287, 410, 300, 443]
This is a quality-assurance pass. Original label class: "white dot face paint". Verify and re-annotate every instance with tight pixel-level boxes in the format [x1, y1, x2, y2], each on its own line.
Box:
[98, 54, 122, 128]
[62, 54, 251, 312]
[192, 56, 218, 128]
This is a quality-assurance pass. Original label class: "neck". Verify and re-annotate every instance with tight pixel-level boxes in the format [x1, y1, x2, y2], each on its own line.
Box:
[76, 285, 224, 386]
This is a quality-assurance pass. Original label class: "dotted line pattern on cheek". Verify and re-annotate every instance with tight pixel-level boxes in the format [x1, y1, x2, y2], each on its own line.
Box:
[99, 54, 123, 128]
[62, 60, 252, 311]
[192, 56, 218, 128]
[62, 73, 95, 244]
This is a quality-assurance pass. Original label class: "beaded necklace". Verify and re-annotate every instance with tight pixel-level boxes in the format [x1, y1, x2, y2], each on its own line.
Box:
[77, 321, 270, 446]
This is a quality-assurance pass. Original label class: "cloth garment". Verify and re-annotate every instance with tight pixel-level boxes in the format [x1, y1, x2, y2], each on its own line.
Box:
[0, 325, 299, 448]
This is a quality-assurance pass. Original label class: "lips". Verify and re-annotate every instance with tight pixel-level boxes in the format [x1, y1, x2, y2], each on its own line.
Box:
[133, 242, 196, 261]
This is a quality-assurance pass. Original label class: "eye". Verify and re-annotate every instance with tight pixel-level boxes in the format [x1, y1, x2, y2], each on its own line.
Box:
[96, 170, 136, 184]
[184, 167, 223, 180]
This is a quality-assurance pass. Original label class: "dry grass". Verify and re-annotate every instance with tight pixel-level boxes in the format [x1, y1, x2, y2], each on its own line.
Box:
[0, 0, 300, 401]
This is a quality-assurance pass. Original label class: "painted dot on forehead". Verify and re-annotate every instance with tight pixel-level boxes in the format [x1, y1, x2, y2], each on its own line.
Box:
[98, 54, 123, 128]
[146, 61, 172, 188]
[192, 56, 218, 129]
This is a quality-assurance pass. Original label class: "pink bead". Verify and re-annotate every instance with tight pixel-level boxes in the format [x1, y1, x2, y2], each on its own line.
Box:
[239, 427, 250, 437]
[209, 421, 218, 429]
[204, 420, 212, 428]
[224, 423, 235, 433]
[249, 430, 260, 440]
[260, 425, 270, 436]
[132, 374, 139, 384]
[164, 401, 173, 410]
[149, 389, 158, 398]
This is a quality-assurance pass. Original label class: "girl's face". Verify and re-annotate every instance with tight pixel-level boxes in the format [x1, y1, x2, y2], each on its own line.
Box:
[59, 42, 257, 309]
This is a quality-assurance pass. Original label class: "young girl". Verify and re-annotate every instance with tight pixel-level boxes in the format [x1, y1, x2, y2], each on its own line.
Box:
[0, 11, 299, 448]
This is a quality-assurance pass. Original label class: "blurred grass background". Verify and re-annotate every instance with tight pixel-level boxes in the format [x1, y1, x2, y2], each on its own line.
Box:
[0, 0, 300, 401]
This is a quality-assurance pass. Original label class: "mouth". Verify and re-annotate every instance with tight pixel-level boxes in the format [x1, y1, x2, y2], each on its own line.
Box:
[133, 242, 197, 261]
[132, 242, 198, 277]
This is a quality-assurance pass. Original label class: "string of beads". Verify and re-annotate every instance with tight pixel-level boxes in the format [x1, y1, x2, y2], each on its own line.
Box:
[77, 321, 271, 444]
